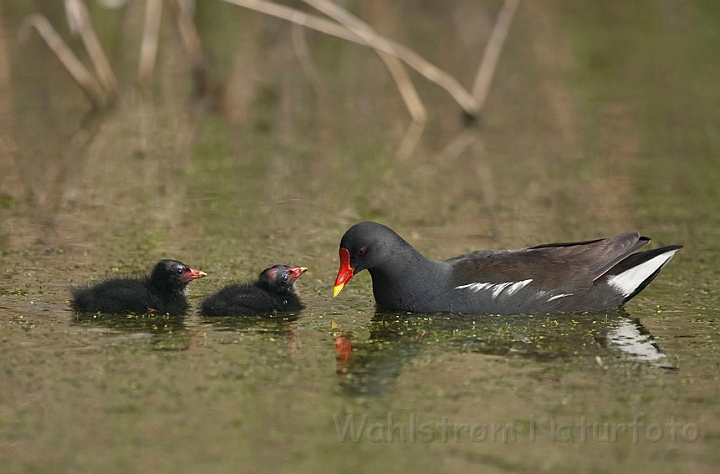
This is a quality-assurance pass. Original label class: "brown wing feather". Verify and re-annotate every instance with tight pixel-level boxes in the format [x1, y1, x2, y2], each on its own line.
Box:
[446, 233, 649, 289]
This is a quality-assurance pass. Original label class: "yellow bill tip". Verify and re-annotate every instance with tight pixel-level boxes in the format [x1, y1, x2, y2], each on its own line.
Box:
[333, 283, 345, 298]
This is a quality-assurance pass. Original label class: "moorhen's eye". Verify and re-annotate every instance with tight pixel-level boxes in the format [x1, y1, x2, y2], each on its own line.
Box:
[357, 248, 367, 256]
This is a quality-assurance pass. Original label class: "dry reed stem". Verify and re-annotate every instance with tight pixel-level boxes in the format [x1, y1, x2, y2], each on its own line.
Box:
[175, 0, 205, 70]
[19, 14, 107, 106]
[439, 0, 519, 164]
[375, 50, 426, 122]
[396, 120, 425, 161]
[291, 23, 326, 96]
[138, 0, 163, 84]
[0, 3, 24, 201]
[223, 0, 478, 116]
[471, 0, 519, 111]
[302, 0, 426, 122]
[173, 0, 208, 95]
[64, 0, 118, 95]
[439, 128, 479, 162]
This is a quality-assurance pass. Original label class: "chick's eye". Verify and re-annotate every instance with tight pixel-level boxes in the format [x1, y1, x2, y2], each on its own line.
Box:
[357, 248, 367, 256]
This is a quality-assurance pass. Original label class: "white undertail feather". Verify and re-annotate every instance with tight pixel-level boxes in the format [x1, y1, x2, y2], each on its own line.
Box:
[607, 250, 678, 297]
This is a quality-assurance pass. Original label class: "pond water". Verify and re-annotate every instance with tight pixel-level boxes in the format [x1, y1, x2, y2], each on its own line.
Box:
[1, 1, 719, 472]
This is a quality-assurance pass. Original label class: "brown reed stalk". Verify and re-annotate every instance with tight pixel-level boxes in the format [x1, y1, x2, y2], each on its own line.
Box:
[174, 0, 204, 64]
[471, 0, 519, 112]
[174, 0, 208, 95]
[301, 0, 426, 122]
[138, 0, 163, 84]
[64, 0, 118, 95]
[19, 14, 107, 106]
[222, 0, 479, 116]
[291, 23, 326, 97]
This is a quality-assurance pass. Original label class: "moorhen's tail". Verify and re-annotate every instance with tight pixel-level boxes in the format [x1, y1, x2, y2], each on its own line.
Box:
[603, 244, 683, 303]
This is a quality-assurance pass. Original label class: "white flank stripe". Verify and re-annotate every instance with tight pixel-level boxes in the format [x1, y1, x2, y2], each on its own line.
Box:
[455, 282, 494, 292]
[607, 250, 677, 297]
[491, 282, 513, 299]
[547, 293, 572, 302]
[505, 279, 532, 296]
[455, 279, 533, 299]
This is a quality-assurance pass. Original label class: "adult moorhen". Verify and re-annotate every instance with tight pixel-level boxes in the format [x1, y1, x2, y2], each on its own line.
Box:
[200, 265, 308, 316]
[333, 222, 682, 314]
[71, 260, 206, 315]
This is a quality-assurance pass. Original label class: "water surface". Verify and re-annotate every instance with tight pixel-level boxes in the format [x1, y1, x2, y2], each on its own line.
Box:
[1, 1, 719, 472]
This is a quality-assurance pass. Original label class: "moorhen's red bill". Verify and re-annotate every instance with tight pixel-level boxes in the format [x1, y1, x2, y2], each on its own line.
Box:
[200, 265, 308, 316]
[333, 222, 682, 314]
[71, 260, 206, 315]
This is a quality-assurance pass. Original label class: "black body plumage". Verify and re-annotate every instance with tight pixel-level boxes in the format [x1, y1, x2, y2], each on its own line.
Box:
[71, 260, 206, 315]
[200, 265, 307, 316]
[334, 222, 682, 315]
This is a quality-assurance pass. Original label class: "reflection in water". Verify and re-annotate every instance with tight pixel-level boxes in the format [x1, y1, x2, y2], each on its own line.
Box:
[200, 313, 298, 335]
[335, 310, 673, 396]
[0, 1, 716, 471]
[72, 311, 189, 351]
[606, 318, 674, 369]
[73, 310, 302, 351]
[199, 314, 301, 350]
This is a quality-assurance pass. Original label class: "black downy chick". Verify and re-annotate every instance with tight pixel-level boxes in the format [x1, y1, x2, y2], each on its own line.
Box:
[71, 260, 206, 315]
[200, 265, 307, 316]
